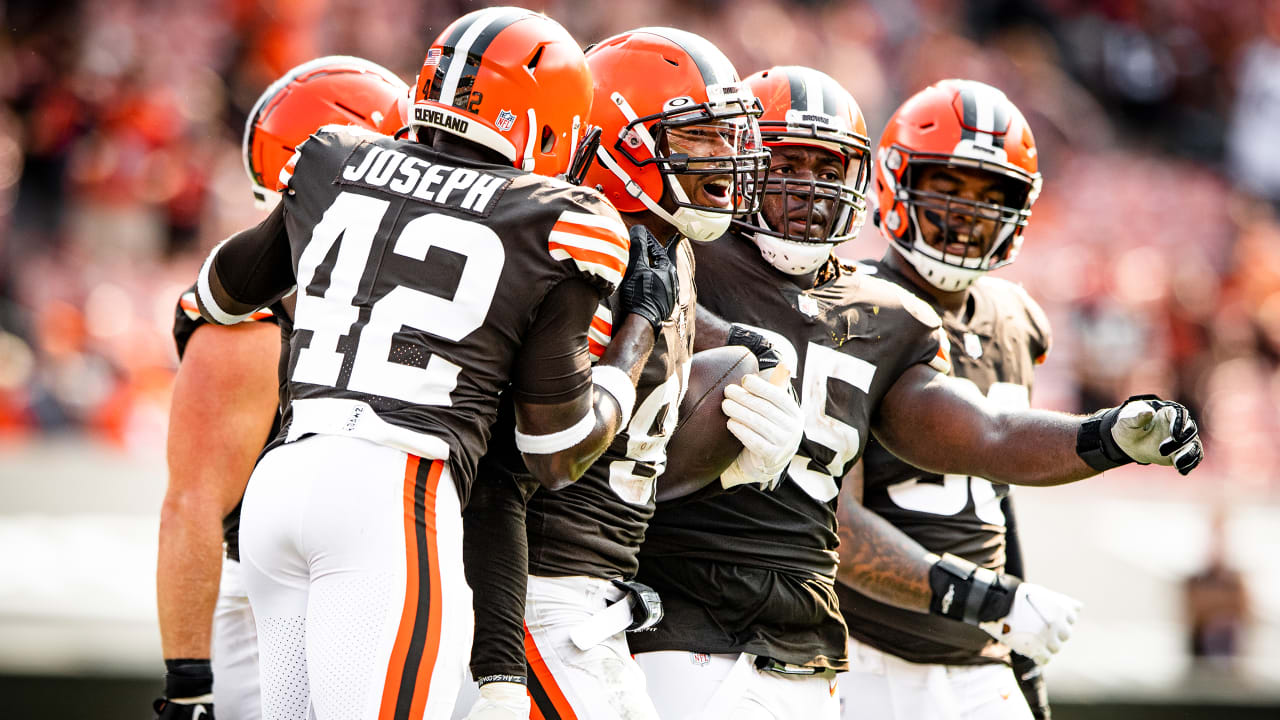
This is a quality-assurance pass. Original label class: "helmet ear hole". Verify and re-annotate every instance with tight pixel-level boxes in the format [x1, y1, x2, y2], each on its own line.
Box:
[527, 45, 545, 72]
[541, 125, 555, 153]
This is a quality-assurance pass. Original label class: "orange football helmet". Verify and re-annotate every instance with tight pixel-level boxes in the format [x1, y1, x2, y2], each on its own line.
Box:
[876, 79, 1042, 291]
[243, 56, 409, 207]
[411, 7, 592, 177]
[736, 66, 872, 274]
[582, 27, 768, 243]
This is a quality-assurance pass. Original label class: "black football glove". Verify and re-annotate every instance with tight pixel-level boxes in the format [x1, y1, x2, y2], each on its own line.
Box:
[726, 324, 782, 371]
[1011, 651, 1051, 720]
[619, 224, 679, 332]
[1077, 394, 1203, 475]
[153, 659, 215, 719]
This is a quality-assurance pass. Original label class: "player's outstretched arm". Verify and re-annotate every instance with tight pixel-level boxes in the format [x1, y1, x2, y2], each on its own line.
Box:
[834, 460, 1082, 666]
[516, 225, 677, 489]
[195, 201, 295, 325]
[872, 364, 1204, 486]
[155, 321, 280, 718]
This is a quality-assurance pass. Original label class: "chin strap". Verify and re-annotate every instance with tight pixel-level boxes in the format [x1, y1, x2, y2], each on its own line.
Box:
[520, 108, 538, 172]
[593, 143, 729, 243]
[752, 230, 834, 275]
[598, 91, 733, 243]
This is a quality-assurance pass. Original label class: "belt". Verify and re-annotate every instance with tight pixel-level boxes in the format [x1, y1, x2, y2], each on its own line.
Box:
[568, 579, 663, 651]
[753, 656, 825, 675]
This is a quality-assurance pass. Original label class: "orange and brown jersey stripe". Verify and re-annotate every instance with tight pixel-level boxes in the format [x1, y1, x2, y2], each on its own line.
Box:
[548, 210, 630, 291]
[524, 624, 577, 720]
[379, 457, 445, 720]
[587, 304, 613, 363]
[928, 330, 953, 374]
[179, 291, 273, 323]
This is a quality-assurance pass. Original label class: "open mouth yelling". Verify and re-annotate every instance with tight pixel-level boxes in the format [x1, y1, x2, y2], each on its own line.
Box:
[698, 177, 733, 209]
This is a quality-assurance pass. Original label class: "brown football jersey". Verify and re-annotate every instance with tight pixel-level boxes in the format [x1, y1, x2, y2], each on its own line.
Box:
[525, 237, 697, 580]
[631, 233, 950, 669]
[839, 255, 1051, 666]
[198, 126, 628, 502]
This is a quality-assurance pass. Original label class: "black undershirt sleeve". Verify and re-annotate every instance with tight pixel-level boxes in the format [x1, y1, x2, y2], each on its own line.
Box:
[202, 201, 295, 319]
[1002, 494, 1025, 579]
[463, 437, 536, 683]
[509, 278, 601, 405]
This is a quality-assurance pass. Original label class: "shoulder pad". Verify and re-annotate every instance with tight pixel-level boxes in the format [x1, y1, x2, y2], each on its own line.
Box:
[973, 276, 1052, 364]
[891, 281, 943, 329]
[547, 205, 630, 293]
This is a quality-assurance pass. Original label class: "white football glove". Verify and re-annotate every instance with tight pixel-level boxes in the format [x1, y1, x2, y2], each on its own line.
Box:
[463, 681, 530, 720]
[720, 372, 804, 491]
[979, 582, 1083, 667]
[1111, 398, 1203, 473]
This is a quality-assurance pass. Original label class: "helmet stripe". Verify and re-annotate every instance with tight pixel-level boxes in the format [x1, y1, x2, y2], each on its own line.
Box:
[959, 85, 979, 141]
[433, 7, 532, 109]
[990, 97, 1010, 149]
[802, 68, 825, 115]
[816, 69, 840, 118]
[425, 17, 474, 103]
[634, 27, 737, 87]
[786, 69, 809, 113]
[782, 66, 839, 117]
[958, 82, 1012, 149]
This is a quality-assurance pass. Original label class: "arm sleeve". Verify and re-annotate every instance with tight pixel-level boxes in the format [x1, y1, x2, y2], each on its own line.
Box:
[195, 201, 295, 325]
[509, 278, 602, 405]
[463, 464, 535, 682]
[1002, 494, 1026, 578]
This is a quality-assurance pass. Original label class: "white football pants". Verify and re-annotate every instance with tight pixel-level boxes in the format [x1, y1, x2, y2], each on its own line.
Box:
[635, 651, 839, 720]
[241, 435, 472, 720]
[213, 555, 261, 720]
[523, 575, 660, 720]
[839, 637, 1032, 720]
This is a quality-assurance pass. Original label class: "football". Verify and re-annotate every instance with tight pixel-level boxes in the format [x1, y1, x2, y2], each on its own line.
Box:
[660, 346, 760, 497]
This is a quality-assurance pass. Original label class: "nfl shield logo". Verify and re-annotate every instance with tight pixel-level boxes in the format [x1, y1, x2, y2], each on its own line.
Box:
[496, 109, 517, 132]
[691, 652, 710, 666]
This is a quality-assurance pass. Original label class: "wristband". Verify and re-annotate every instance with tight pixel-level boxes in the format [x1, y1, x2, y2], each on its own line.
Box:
[475, 674, 527, 687]
[1075, 394, 1159, 471]
[514, 410, 594, 455]
[592, 365, 636, 428]
[163, 658, 213, 700]
[928, 553, 1018, 625]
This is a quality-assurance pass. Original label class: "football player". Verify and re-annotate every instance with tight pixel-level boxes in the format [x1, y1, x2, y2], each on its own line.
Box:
[515, 28, 802, 720]
[631, 68, 1203, 719]
[154, 56, 408, 720]
[836, 79, 1067, 720]
[189, 8, 679, 720]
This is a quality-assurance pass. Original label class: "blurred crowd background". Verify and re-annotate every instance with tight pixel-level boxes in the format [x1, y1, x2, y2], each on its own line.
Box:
[1, 0, 1278, 713]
